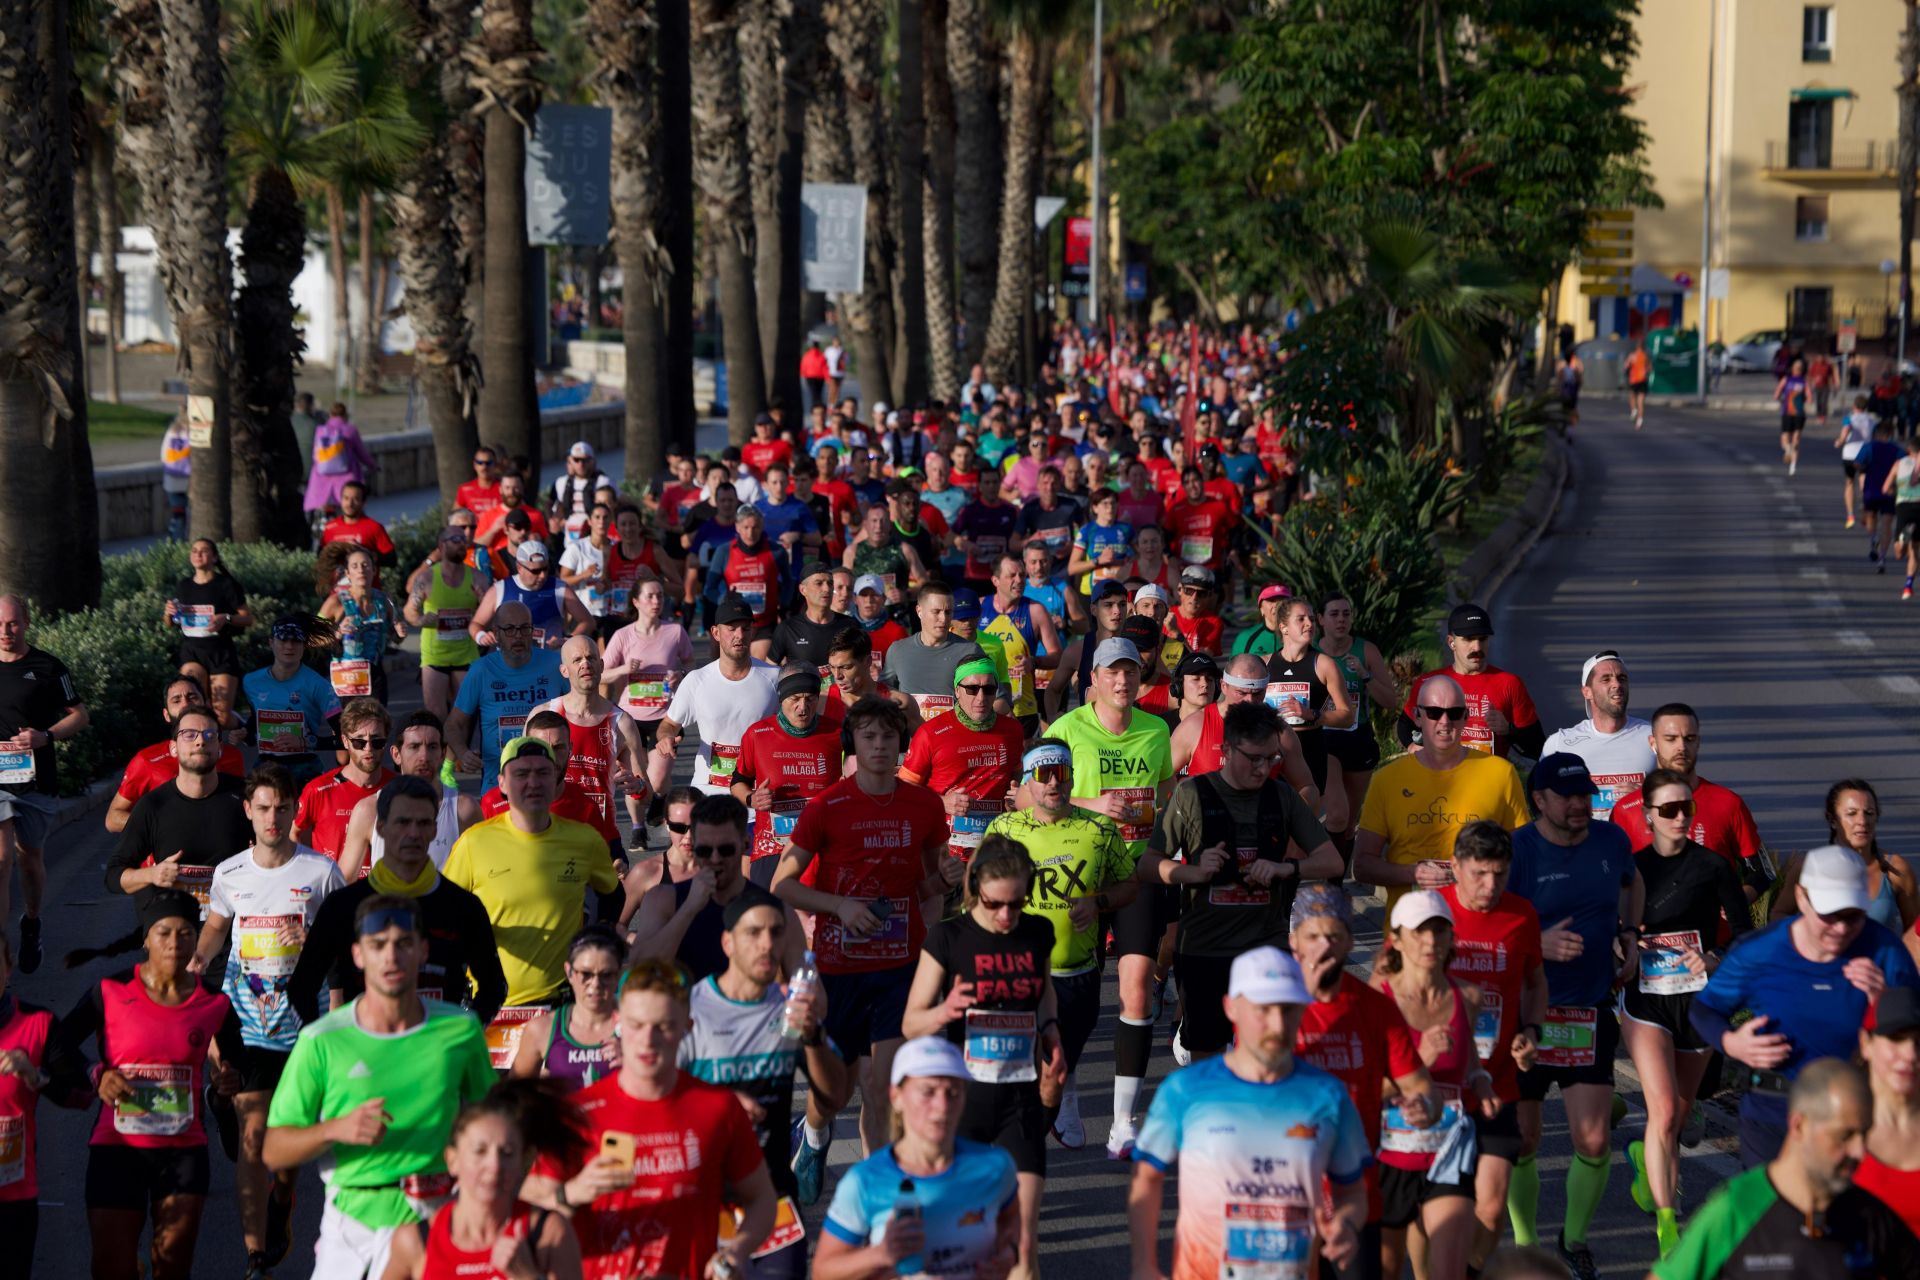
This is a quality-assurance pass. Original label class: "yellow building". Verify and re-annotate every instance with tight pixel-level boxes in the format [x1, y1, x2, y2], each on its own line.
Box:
[1559, 0, 1906, 354]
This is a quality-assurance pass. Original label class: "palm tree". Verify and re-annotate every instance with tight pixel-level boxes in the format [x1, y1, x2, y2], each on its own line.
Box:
[0, 0, 100, 611]
[587, 0, 670, 479]
[690, 0, 766, 443]
[473, 0, 542, 469]
[162, 0, 233, 538]
[922, 0, 960, 400]
[981, 19, 1050, 387]
[658, 0, 697, 449]
[743, 0, 806, 418]
[892, 0, 928, 407]
[947, 0, 999, 369]
[825, 0, 895, 403]
[394, 0, 483, 508]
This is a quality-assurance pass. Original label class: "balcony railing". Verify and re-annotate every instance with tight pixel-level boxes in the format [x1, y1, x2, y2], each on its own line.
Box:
[1763, 139, 1898, 173]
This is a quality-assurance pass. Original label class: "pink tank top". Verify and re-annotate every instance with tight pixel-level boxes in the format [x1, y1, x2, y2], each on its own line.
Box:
[89, 969, 233, 1149]
[0, 1001, 52, 1200]
[1378, 979, 1475, 1173]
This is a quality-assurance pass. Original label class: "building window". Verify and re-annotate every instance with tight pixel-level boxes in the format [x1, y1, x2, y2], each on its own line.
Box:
[1791, 286, 1834, 337]
[1789, 99, 1833, 168]
[1803, 7, 1833, 62]
[1796, 195, 1830, 241]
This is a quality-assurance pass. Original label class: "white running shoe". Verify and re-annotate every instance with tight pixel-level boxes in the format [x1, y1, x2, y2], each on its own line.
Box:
[1052, 1079, 1086, 1149]
[1171, 1023, 1193, 1067]
[1106, 1116, 1139, 1161]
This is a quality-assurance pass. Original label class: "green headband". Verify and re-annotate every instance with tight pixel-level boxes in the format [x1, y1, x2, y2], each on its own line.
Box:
[953, 657, 999, 689]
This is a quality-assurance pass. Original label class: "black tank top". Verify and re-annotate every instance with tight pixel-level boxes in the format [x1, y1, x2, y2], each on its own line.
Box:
[1265, 647, 1328, 731]
[670, 881, 780, 982]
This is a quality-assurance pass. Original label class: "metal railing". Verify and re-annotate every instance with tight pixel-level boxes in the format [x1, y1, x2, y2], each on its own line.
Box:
[1763, 139, 1898, 172]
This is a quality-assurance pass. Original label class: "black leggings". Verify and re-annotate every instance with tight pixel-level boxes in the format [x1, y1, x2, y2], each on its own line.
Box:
[0, 1199, 35, 1278]
[1053, 970, 1101, 1073]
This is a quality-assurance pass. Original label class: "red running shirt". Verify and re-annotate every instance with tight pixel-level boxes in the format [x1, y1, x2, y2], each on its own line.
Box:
[1440, 885, 1542, 1103]
[296, 767, 395, 863]
[0, 1004, 52, 1200]
[789, 777, 948, 974]
[735, 713, 845, 862]
[1295, 973, 1422, 1218]
[117, 740, 245, 802]
[1403, 666, 1540, 757]
[543, 1073, 765, 1280]
[1853, 1152, 1920, 1242]
[900, 711, 1025, 861]
[1610, 778, 1764, 870]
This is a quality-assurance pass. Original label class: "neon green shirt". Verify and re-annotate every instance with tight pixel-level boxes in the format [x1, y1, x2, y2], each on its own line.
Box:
[985, 807, 1130, 975]
[1048, 703, 1173, 860]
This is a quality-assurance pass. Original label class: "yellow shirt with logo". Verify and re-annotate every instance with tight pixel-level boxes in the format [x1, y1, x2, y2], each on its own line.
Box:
[443, 813, 620, 1005]
[1357, 750, 1531, 913]
[976, 615, 1037, 718]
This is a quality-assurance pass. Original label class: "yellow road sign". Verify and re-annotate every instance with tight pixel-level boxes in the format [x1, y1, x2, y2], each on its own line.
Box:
[1583, 227, 1633, 243]
[1580, 282, 1632, 296]
[1580, 242, 1633, 260]
[1587, 210, 1634, 225]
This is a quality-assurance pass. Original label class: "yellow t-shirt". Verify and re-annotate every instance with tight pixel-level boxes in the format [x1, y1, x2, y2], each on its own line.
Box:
[443, 813, 621, 1006]
[1357, 751, 1531, 912]
[976, 616, 1036, 717]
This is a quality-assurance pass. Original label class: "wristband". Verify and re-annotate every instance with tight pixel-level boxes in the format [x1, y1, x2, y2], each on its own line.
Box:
[554, 1177, 572, 1209]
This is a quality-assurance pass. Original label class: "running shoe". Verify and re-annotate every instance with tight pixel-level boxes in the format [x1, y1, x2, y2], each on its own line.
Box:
[439, 756, 458, 789]
[1790, 459, 1798, 476]
[1106, 1117, 1139, 1161]
[789, 1119, 827, 1206]
[1052, 1079, 1086, 1149]
[1870, 546, 1882, 564]
[1847, 517, 1858, 529]
[1627, 1139, 1654, 1214]
[1171, 1024, 1192, 1067]
[15, 916, 40, 975]
[626, 825, 651, 853]
[244, 1250, 274, 1280]
[1557, 1233, 1603, 1280]
[1680, 1101, 1705, 1149]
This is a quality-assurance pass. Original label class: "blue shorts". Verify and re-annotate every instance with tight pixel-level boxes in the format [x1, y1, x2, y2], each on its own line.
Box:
[821, 966, 912, 1054]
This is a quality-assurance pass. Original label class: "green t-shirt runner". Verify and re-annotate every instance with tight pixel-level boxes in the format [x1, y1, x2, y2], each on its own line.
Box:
[1230, 623, 1282, 657]
[1651, 1164, 1920, 1280]
[985, 807, 1130, 976]
[1048, 703, 1173, 861]
[266, 997, 496, 1228]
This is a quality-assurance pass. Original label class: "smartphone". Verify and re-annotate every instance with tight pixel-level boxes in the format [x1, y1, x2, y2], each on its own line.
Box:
[601, 1131, 636, 1171]
[870, 896, 894, 921]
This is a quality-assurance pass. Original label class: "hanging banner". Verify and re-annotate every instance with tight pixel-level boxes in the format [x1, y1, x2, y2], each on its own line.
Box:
[525, 105, 612, 246]
[800, 184, 868, 294]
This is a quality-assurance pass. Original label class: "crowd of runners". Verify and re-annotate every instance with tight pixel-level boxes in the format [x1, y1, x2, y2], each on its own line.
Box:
[0, 327, 1913, 1280]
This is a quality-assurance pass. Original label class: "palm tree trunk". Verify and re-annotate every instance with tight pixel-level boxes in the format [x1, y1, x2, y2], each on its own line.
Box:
[1900, 0, 1918, 350]
[232, 167, 310, 546]
[92, 125, 123, 406]
[922, 0, 958, 400]
[435, 0, 485, 339]
[475, 0, 543, 469]
[827, 0, 894, 406]
[692, 0, 767, 443]
[589, 0, 670, 481]
[948, 0, 998, 369]
[108, 0, 185, 354]
[356, 190, 383, 394]
[74, 125, 96, 403]
[891, 0, 927, 407]
[163, 0, 232, 539]
[659, 0, 697, 450]
[982, 26, 1044, 387]
[742, 0, 785, 399]
[327, 186, 352, 391]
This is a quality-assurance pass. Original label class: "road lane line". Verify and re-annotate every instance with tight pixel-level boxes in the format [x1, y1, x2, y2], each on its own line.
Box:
[1837, 629, 1874, 649]
[1884, 675, 1920, 694]
[1791, 540, 1821, 554]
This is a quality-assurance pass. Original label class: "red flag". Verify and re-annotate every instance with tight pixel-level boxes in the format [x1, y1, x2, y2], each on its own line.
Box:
[1108, 317, 1123, 417]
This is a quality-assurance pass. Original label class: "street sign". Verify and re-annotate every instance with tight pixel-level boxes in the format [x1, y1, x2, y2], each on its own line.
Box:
[1061, 216, 1092, 297]
[1708, 268, 1730, 299]
[1635, 291, 1659, 314]
[1034, 197, 1067, 230]
[1581, 243, 1632, 261]
[1579, 283, 1631, 297]
[1674, 271, 1694, 290]
[1838, 317, 1858, 353]
[1587, 209, 1634, 224]
[800, 183, 868, 293]
[525, 105, 611, 246]
[1124, 264, 1147, 302]
[186, 394, 214, 448]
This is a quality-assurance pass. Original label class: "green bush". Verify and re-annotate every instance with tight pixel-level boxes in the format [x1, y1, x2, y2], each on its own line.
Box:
[40, 540, 322, 795]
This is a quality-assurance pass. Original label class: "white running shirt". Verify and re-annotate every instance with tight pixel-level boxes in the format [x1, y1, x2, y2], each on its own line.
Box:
[664, 659, 781, 795]
[1541, 716, 1654, 821]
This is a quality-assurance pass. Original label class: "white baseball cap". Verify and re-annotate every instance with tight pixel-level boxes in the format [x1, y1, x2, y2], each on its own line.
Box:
[567, 440, 594, 459]
[1390, 888, 1456, 933]
[1800, 845, 1871, 915]
[514, 540, 550, 565]
[1227, 946, 1311, 1005]
[853, 573, 887, 596]
[889, 1035, 970, 1086]
[1134, 583, 1172, 607]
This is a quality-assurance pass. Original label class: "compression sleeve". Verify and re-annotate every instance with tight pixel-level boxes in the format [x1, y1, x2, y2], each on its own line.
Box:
[461, 892, 509, 1026]
[1689, 1000, 1733, 1053]
[1508, 720, 1546, 760]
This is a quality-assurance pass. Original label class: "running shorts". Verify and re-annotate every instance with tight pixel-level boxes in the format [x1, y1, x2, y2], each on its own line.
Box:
[85, 1144, 211, 1210]
[1379, 1162, 1474, 1229]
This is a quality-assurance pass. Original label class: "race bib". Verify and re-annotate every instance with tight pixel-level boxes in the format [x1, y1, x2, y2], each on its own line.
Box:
[329, 659, 372, 698]
[1380, 1083, 1461, 1156]
[911, 693, 956, 722]
[0, 1114, 22, 1186]
[950, 800, 1005, 856]
[737, 586, 767, 617]
[609, 587, 632, 616]
[434, 608, 472, 636]
[237, 914, 303, 982]
[972, 534, 1006, 565]
[494, 714, 527, 750]
[841, 912, 909, 963]
[625, 677, 670, 714]
[175, 864, 215, 914]
[1220, 1201, 1310, 1280]
[257, 708, 308, 756]
[1639, 931, 1706, 996]
[177, 605, 217, 638]
[1264, 682, 1312, 726]
[484, 1006, 549, 1072]
[565, 513, 589, 543]
[720, 1196, 806, 1260]
[1537, 1005, 1599, 1069]
[1844, 440, 1868, 462]
[1460, 719, 1495, 753]
[1588, 773, 1640, 820]
[113, 1064, 194, 1137]
[1472, 987, 1503, 1062]
[1104, 786, 1155, 844]
[963, 1008, 1038, 1084]
[0, 751, 34, 788]
[753, 796, 806, 862]
[1180, 534, 1214, 564]
[707, 743, 741, 789]
[1210, 846, 1271, 907]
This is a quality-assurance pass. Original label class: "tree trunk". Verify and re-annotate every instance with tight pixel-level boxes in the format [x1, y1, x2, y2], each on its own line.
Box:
[231, 167, 311, 545]
[921, 0, 958, 400]
[474, 0, 543, 469]
[589, 0, 671, 482]
[108, 0, 187, 358]
[92, 126, 122, 405]
[356, 190, 383, 394]
[891, 0, 927, 407]
[74, 121, 96, 404]
[826, 0, 893, 407]
[743, 0, 784, 395]
[948, 0, 998, 369]
[327, 185, 352, 391]
[437, 0, 485, 340]
[1901, 0, 1918, 354]
[659, 0, 697, 450]
[982, 27, 1044, 387]
[1535, 276, 1561, 392]
[163, 0, 232, 539]
[692, 0, 767, 443]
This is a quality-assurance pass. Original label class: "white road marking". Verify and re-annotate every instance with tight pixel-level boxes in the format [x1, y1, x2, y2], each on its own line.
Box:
[1786, 520, 1812, 534]
[1791, 540, 1821, 555]
[1799, 566, 1831, 581]
[1838, 629, 1875, 649]
[1883, 675, 1920, 695]
[1810, 593, 1842, 610]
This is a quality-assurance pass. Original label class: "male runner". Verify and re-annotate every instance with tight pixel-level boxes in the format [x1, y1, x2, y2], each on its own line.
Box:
[734, 664, 846, 887]
[1539, 650, 1652, 822]
[294, 698, 395, 864]
[445, 600, 566, 793]
[1399, 603, 1544, 760]
[650, 593, 781, 799]
[336, 710, 480, 880]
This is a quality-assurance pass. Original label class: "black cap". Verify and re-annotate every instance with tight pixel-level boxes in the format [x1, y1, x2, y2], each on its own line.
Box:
[1871, 986, 1920, 1036]
[1446, 603, 1494, 638]
[777, 665, 821, 700]
[1174, 651, 1221, 680]
[1118, 615, 1161, 650]
[754, 411, 775, 426]
[796, 560, 833, 583]
[1091, 580, 1130, 603]
[713, 593, 755, 628]
[504, 508, 532, 530]
[721, 885, 784, 931]
[1527, 752, 1598, 797]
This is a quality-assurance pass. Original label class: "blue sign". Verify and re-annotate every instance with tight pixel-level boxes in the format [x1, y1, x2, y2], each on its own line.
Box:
[524, 105, 611, 246]
[1124, 264, 1147, 302]
[1634, 291, 1659, 315]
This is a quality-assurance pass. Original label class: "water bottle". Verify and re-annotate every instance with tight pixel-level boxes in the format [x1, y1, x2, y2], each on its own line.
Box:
[782, 951, 819, 1041]
[890, 1178, 923, 1276]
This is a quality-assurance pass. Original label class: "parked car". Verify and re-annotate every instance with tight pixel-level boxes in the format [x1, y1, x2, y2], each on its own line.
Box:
[1716, 329, 1788, 374]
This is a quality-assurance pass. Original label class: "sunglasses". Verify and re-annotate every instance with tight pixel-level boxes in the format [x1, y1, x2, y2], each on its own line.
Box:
[346, 735, 389, 751]
[571, 967, 621, 985]
[957, 683, 996, 697]
[1029, 763, 1069, 785]
[473, 457, 496, 467]
[356, 907, 420, 938]
[693, 842, 739, 860]
[1652, 799, 1696, 820]
[665, 819, 691, 835]
[1418, 705, 1468, 722]
[978, 893, 1027, 912]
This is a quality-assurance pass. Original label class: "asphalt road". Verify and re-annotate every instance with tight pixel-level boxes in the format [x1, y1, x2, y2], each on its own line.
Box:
[23, 392, 1893, 1278]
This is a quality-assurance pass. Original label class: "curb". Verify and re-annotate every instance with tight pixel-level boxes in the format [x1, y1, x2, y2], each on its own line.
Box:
[1447, 428, 1572, 612]
[49, 777, 117, 837]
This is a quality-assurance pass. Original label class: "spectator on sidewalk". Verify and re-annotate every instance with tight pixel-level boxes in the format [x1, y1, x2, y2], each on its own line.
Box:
[302, 401, 377, 516]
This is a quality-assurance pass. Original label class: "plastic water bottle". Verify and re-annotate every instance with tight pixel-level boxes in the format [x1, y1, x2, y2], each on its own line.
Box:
[890, 1178, 923, 1275]
[782, 951, 818, 1041]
